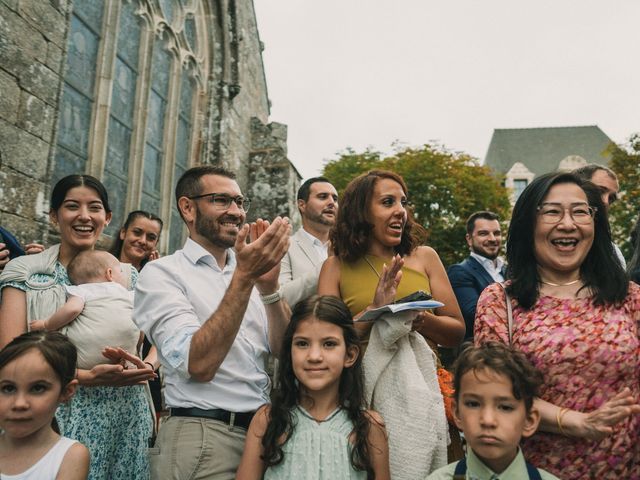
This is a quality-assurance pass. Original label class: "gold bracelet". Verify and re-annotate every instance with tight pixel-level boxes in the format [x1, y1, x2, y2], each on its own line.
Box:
[557, 407, 569, 436]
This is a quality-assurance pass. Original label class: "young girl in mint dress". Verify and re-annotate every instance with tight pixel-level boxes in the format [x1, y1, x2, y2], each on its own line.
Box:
[236, 295, 391, 480]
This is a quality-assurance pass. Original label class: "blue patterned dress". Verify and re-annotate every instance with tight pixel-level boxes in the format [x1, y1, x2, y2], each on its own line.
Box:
[1, 261, 152, 480]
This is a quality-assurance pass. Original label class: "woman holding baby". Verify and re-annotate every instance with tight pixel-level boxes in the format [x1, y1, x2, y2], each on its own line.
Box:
[0, 174, 154, 479]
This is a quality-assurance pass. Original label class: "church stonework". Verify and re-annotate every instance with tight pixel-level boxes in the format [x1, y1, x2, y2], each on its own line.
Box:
[0, 0, 299, 252]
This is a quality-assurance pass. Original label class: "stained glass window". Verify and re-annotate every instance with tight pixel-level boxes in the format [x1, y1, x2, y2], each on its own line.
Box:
[54, 1, 104, 183]
[159, 0, 175, 26]
[104, 1, 142, 234]
[55, 0, 207, 254]
[169, 69, 196, 252]
[141, 33, 172, 219]
[184, 14, 197, 53]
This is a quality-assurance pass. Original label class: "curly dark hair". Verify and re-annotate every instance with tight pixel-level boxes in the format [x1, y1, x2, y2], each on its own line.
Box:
[330, 170, 426, 262]
[262, 295, 375, 478]
[453, 341, 543, 412]
[506, 171, 628, 309]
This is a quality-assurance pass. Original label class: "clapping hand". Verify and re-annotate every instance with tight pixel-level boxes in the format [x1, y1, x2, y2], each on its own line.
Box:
[235, 217, 291, 292]
[81, 346, 157, 387]
[571, 388, 640, 441]
[371, 254, 404, 309]
[147, 250, 160, 262]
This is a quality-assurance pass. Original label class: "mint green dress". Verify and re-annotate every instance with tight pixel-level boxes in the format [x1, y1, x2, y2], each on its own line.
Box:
[264, 406, 367, 480]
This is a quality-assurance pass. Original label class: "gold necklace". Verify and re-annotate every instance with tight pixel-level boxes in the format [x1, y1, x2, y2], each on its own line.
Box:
[539, 278, 581, 287]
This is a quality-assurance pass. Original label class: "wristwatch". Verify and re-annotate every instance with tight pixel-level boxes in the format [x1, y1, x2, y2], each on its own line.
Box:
[260, 291, 281, 305]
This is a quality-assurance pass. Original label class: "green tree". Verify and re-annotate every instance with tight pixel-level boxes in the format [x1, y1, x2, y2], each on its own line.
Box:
[609, 133, 640, 259]
[322, 144, 511, 266]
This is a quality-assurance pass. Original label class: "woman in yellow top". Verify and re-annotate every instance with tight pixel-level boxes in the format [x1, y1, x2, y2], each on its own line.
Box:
[318, 169, 464, 346]
[318, 170, 465, 478]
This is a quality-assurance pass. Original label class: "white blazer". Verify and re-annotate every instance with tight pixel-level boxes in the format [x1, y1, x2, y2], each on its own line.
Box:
[278, 228, 325, 308]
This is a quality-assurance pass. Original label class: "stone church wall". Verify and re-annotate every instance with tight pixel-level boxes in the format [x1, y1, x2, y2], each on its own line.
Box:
[0, 0, 299, 250]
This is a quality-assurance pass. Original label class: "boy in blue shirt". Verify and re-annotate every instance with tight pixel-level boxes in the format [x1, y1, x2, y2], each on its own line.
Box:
[427, 342, 559, 480]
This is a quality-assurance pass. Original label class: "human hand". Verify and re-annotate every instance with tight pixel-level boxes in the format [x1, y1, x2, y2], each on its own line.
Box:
[411, 312, 425, 332]
[0, 244, 9, 270]
[371, 254, 404, 308]
[82, 362, 156, 386]
[568, 388, 640, 441]
[102, 346, 150, 370]
[24, 243, 45, 255]
[235, 217, 291, 288]
[30, 320, 47, 331]
[147, 250, 160, 262]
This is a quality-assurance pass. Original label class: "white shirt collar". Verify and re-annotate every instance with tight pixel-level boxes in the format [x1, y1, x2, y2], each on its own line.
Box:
[300, 227, 329, 248]
[183, 237, 236, 271]
[470, 252, 505, 282]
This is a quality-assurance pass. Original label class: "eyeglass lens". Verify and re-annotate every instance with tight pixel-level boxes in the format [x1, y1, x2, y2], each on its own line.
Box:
[539, 205, 594, 224]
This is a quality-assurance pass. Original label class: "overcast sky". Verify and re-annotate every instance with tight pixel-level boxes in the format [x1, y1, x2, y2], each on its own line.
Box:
[253, 1, 640, 180]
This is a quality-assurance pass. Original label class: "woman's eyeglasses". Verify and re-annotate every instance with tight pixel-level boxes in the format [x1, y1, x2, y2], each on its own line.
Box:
[536, 203, 596, 224]
[188, 193, 251, 212]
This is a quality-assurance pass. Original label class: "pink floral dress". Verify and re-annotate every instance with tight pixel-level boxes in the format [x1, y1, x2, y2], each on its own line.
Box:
[474, 282, 640, 480]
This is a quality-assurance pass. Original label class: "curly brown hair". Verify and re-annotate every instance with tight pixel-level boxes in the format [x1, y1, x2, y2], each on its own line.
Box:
[330, 170, 426, 262]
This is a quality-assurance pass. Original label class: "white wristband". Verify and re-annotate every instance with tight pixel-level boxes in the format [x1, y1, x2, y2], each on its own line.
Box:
[260, 291, 281, 305]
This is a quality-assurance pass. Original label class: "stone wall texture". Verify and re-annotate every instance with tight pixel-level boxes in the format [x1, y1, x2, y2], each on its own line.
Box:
[0, 0, 300, 250]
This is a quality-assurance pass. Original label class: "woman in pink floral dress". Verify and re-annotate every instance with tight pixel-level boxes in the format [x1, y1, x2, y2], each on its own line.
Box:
[475, 171, 640, 479]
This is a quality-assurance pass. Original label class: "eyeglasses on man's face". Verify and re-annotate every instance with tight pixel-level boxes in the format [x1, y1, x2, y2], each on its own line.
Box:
[188, 192, 251, 212]
[536, 203, 596, 225]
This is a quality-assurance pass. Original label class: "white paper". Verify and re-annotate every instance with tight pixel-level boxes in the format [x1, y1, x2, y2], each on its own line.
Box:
[358, 299, 444, 322]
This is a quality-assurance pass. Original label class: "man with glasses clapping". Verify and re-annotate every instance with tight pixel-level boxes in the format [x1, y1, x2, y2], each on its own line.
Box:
[134, 165, 291, 479]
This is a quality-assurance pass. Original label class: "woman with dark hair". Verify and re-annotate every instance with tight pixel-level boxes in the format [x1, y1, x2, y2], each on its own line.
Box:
[110, 210, 164, 415]
[0, 174, 154, 479]
[318, 170, 464, 477]
[475, 171, 640, 479]
[109, 210, 163, 271]
[627, 214, 640, 283]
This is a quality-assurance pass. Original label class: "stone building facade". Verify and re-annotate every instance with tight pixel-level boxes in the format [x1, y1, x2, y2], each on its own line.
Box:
[484, 125, 613, 204]
[0, 0, 300, 254]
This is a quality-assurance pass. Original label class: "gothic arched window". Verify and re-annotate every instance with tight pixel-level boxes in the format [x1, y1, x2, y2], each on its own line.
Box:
[55, 0, 209, 251]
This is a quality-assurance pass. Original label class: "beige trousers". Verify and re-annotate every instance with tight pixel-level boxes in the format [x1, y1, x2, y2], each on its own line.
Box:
[149, 416, 246, 480]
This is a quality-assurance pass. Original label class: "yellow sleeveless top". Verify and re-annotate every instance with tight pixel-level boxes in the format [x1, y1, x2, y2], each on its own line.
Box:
[339, 255, 431, 316]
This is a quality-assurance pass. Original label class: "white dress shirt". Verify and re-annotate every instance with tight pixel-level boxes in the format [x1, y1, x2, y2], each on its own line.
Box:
[470, 252, 505, 283]
[133, 238, 270, 412]
[299, 228, 329, 262]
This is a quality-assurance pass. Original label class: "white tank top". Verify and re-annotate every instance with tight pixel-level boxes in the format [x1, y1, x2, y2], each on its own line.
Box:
[1, 437, 77, 480]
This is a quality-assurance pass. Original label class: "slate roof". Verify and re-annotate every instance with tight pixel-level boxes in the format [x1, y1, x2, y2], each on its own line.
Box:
[484, 125, 614, 176]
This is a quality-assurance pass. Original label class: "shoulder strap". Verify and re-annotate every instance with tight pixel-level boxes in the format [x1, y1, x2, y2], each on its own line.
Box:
[453, 457, 466, 479]
[453, 455, 540, 479]
[526, 462, 543, 480]
[498, 282, 513, 345]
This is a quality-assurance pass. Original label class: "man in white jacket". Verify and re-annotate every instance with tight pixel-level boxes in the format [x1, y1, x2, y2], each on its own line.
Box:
[279, 177, 338, 308]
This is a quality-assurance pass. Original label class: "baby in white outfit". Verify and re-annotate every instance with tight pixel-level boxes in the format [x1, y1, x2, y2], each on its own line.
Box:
[31, 250, 140, 369]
